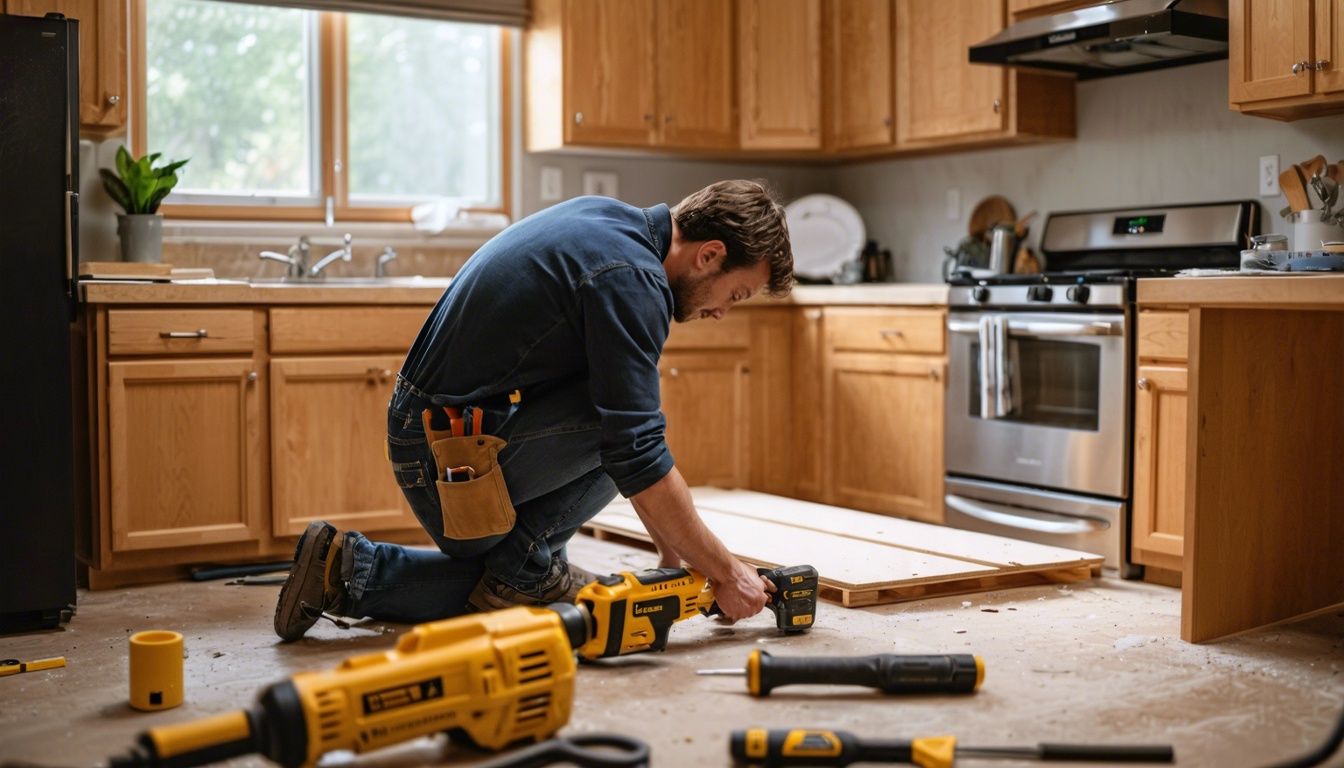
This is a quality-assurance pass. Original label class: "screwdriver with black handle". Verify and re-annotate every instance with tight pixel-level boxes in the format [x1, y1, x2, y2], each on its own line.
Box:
[730, 729, 1175, 767]
[698, 649, 983, 696]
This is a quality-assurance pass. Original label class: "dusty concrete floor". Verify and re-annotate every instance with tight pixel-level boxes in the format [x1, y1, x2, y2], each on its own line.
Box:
[1, 534, 1341, 768]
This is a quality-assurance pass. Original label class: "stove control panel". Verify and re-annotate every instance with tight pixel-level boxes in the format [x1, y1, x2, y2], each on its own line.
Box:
[1066, 285, 1090, 304]
[1027, 285, 1054, 302]
[949, 282, 1125, 309]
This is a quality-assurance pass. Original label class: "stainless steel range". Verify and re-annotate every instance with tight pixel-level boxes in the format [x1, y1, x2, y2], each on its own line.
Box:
[943, 200, 1257, 574]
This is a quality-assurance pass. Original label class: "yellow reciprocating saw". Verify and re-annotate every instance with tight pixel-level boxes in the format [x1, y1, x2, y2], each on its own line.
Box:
[109, 605, 592, 768]
[571, 565, 818, 660]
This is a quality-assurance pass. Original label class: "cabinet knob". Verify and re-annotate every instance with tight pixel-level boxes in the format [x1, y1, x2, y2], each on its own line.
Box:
[106, 94, 120, 106]
[1137, 377, 1150, 391]
[929, 368, 940, 382]
[1292, 61, 1308, 74]
[883, 116, 892, 127]
[574, 111, 584, 125]
[664, 115, 674, 124]
[992, 98, 1002, 113]
[247, 371, 258, 383]
[668, 367, 679, 378]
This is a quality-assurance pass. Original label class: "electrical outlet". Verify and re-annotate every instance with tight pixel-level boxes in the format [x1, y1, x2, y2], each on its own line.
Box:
[1259, 155, 1280, 197]
[583, 171, 619, 199]
[946, 188, 961, 221]
[539, 166, 563, 202]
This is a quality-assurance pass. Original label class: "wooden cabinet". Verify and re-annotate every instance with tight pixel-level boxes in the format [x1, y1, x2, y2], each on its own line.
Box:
[825, 0, 894, 151]
[820, 307, 946, 523]
[106, 358, 263, 551]
[1230, 0, 1344, 119]
[1131, 310, 1189, 573]
[527, 0, 735, 151]
[738, 0, 822, 149]
[6, 0, 127, 132]
[895, 0, 1073, 147]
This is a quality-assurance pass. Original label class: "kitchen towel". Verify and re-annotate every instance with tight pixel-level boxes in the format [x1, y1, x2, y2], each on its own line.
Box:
[993, 315, 1012, 418]
[977, 315, 996, 419]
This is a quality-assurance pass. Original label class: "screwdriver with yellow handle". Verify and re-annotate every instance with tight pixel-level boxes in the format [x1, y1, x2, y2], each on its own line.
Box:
[0, 656, 66, 677]
[698, 650, 983, 696]
[729, 729, 1174, 767]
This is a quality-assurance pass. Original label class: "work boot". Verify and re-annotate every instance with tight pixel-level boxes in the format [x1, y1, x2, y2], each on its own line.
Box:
[273, 521, 349, 642]
[467, 557, 597, 613]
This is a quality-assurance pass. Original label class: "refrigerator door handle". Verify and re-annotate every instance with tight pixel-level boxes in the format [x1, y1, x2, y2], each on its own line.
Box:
[945, 493, 1111, 535]
[65, 190, 78, 286]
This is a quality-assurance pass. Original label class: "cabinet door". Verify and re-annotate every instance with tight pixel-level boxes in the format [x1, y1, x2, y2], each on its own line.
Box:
[896, 0, 1006, 142]
[791, 308, 826, 501]
[270, 356, 418, 537]
[827, 0, 894, 150]
[1131, 365, 1187, 571]
[825, 351, 945, 523]
[660, 350, 750, 488]
[1316, 0, 1344, 95]
[107, 359, 262, 551]
[563, 0, 656, 146]
[1228, 0, 1314, 103]
[8, 0, 126, 129]
[738, 0, 822, 149]
[656, 0, 736, 149]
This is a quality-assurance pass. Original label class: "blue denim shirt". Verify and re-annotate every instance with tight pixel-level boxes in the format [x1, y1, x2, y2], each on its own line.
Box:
[400, 196, 676, 498]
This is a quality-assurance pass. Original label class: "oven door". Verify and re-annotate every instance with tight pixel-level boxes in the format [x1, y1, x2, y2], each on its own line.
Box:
[945, 311, 1129, 498]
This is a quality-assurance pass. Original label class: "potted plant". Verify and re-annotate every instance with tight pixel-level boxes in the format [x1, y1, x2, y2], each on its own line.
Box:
[100, 146, 188, 263]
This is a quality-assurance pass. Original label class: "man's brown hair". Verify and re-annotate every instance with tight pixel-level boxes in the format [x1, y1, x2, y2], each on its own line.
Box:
[672, 180, 793, 297]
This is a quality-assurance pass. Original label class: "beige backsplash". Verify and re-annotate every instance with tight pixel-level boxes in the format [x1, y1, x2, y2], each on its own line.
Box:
[162, 240, 476, 280]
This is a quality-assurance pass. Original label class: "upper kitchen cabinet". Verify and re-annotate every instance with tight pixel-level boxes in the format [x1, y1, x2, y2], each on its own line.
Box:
[825, 0, 894, 151]
[1229, 0, 1344, 119]
[527, 0, 736, 151]
[6, 0, 126, 132]
[895, 0, 1074, 148]
[738, 0, 823, 150]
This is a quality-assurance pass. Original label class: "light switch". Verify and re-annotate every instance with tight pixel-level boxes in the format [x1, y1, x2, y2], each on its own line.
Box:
[583, 171, 619, 199]
[1259, 155, 1280, 197]
[540, 166, 563, 202]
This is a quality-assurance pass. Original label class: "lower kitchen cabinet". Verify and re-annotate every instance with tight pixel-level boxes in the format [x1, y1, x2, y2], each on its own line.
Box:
[1131, 364, 1188, 572]
[269, 355, 418, 537]
[106, 357, 264, 552]
[660, 350, 751, 488]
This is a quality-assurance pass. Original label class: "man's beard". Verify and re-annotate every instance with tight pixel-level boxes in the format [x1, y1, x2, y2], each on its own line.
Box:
[670, 271, 713, 323]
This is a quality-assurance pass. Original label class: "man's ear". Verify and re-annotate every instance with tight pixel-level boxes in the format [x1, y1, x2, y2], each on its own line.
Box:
[695, 240, 727, 273]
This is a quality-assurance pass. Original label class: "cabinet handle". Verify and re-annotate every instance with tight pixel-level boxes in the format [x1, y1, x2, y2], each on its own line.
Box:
[1312, 59, 1331, 71]
[106, 94, 120, 106]
[664, 115, 674, 124]
[247, 371, 258, 383]
[643, 113, 654, 122]
[160, 329, 208, 339]
[574, 111, 584, 125]
[883, 116, 892, 127]
[1137, 377, 1150, 391]
[1292, 61, 1308, 74]
[992, 98, 1002, 113]
[879, 329, 904, 340]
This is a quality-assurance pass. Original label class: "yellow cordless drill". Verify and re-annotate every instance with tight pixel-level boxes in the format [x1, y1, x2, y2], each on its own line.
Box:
[110, 605, 591, 768]
[571, 565, 818, 660]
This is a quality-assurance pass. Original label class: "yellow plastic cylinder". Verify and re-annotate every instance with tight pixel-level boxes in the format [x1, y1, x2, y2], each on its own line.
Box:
[129, 630, 184, 711]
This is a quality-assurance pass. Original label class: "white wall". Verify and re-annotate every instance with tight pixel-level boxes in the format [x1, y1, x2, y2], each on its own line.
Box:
[833, 61, 1344, 283]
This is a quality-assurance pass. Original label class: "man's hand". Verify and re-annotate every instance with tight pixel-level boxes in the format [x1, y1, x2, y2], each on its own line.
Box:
[710, 558, 772, 621]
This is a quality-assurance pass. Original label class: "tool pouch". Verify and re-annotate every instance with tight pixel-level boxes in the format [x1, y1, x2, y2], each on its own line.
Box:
[427, 432, 516, 542]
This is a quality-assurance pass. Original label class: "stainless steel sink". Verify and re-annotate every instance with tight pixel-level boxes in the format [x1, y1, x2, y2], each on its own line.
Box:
[247, 275, 452, 288]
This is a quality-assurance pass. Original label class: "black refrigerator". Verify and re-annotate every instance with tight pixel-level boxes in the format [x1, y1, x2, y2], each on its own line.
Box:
[0, 12, 80, 633]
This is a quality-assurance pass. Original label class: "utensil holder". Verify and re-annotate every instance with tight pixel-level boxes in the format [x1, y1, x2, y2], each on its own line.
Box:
[1290, 212, 1344, 252]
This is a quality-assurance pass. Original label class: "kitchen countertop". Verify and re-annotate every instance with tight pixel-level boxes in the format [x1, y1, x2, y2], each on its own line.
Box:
[1138, 273, 1344, 308]
[82, 279, 950, 307]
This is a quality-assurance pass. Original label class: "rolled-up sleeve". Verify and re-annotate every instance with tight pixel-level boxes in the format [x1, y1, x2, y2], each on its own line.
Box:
[577, 264, 675, 497]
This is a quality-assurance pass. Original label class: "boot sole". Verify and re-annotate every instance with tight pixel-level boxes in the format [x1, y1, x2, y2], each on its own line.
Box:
[273, 521, 336, 642]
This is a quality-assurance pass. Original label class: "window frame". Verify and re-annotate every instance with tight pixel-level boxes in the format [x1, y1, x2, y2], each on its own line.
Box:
[130, 0, 512, 223]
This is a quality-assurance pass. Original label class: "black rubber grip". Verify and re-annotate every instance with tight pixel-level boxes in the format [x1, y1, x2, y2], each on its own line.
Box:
[1037, 743, 1175, 762]
[757, 652, 979, 696]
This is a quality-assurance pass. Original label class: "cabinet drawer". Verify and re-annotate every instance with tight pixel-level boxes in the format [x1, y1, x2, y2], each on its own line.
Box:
[107, 309, 255, 355]
[1137, 311, 1188, 362]
[663, 311, 752, 349]
[270, 307, 432, 354]
[825, 307, 945, 354]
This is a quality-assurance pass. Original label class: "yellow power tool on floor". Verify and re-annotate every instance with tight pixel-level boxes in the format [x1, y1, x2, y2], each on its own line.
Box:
[571, 565, 818, 660]
[109, 605, 592, 768]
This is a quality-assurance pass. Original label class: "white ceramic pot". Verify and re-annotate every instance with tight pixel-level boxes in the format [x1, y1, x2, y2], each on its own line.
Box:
[117, 213, 163, 263]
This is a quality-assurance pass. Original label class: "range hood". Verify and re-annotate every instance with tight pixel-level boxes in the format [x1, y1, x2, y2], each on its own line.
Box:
[969, 0, 1228, 80]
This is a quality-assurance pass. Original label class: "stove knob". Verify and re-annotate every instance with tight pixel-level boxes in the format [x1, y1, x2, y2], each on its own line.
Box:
[1028, 285, 1054, 302]
[1067, 285, 1091, 304]
[972, 286, 990, 304]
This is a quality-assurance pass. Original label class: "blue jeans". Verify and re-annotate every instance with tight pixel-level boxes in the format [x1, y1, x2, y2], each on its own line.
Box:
[342, 376, 619, 624]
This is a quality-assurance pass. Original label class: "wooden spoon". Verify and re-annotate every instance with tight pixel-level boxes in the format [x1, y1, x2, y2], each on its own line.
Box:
[1280, 165, 1311, 212]
[1301, 154, 1327, 178]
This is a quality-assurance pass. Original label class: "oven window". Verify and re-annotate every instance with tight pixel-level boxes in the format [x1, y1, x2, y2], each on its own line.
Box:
[970, 339, 1101, 430]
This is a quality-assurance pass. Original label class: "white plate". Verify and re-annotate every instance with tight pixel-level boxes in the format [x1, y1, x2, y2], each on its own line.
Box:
[785, 194, 866, 280]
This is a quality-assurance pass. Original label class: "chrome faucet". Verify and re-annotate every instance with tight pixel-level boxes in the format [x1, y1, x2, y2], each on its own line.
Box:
[309, 233, 353, 278]
[258, 236, 310, 279]
[375, 246, 398, 278]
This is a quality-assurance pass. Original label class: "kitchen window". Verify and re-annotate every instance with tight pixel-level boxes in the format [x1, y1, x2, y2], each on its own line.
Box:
[135, 0, 509, 221]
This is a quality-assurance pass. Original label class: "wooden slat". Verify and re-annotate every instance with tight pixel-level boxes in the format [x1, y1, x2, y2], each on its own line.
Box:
[269, 306, 431, 354]
[824, 307, 945, 354]
[1137, 310, 1189, 363]
[108, 309, 255, 355]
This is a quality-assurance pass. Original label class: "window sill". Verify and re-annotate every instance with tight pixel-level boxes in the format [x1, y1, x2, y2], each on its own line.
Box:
[161, 216, 507, 249]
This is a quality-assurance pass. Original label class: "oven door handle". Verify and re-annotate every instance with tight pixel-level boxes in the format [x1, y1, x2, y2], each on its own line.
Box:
[948, 320, 1122, 337]
[944, 494, 1111, 534]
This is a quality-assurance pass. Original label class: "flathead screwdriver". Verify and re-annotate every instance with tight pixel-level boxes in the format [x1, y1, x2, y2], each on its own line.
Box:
[698, 649, 983, 697]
